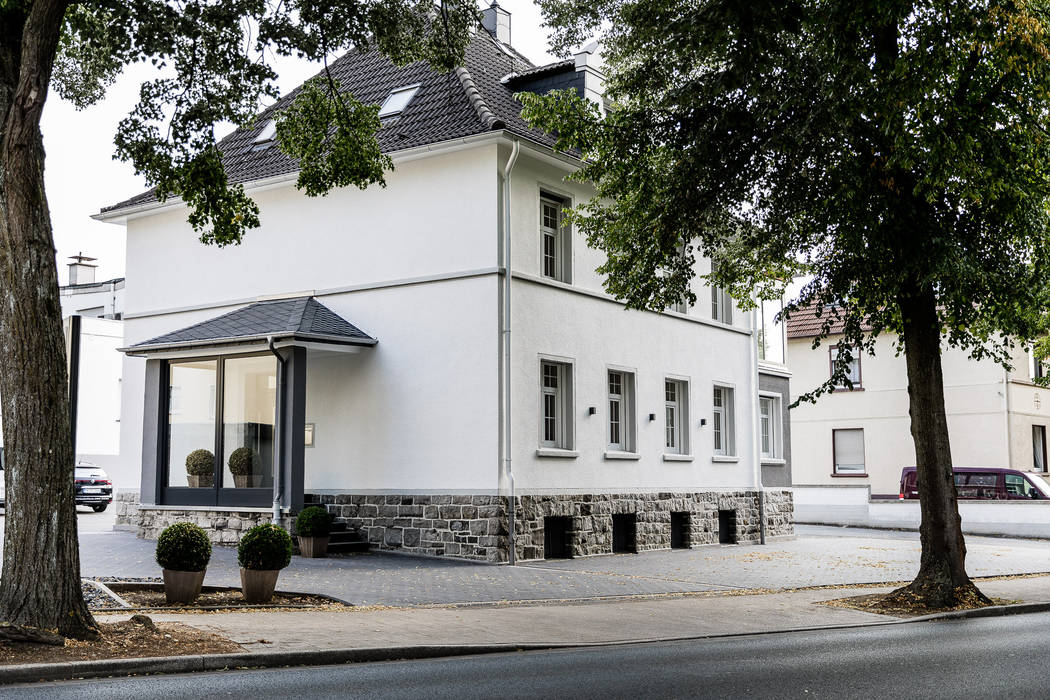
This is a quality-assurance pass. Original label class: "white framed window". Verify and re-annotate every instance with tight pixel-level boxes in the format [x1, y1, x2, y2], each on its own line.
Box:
[540, 360, 574, 449]
[711, 287, 733, 324]
[713, 385, 736, 456]
[540, 194, 572, 283]
[608, 370, 636, 451]
[664, 379, 689, 455]
[1030, 350, 1046, 381]
[833, 428, 865, 474]
[830, 345, 862, 389]
[759, 394, 781, 459]
[378, 84, 421, 119]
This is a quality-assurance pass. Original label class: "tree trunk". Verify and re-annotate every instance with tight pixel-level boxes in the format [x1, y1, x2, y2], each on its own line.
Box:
[0, 0, 97, 639]
[891, 284, 989, 608]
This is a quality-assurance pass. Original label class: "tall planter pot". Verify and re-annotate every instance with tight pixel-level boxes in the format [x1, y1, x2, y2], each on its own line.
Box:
[240, 568, 280, 603]
[163, 569, 206, 604]
[298, 535, 329, 558]
[232, 474, 262, 488]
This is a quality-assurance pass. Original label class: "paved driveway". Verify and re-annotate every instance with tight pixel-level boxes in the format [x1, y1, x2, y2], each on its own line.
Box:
[54, 524, 1050, 606]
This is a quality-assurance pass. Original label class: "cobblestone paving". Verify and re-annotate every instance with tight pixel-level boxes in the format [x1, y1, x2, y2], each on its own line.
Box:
[56, 524, 1050, 607]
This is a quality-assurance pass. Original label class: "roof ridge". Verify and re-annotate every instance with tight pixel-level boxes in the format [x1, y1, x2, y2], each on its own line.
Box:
[454, 66, 505, 131]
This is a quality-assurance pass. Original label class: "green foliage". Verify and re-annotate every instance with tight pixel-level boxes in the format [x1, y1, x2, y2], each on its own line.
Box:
[46, 0, 479, 247]
[524, 0, 1050, 402]
[295, 506, 333, 537]
[185, 449, 214, 477]
[156, 522, 212, 572]
[237, 523, 293, 571]
[227, 447, 259, 476]
[276, 76, 390, 197]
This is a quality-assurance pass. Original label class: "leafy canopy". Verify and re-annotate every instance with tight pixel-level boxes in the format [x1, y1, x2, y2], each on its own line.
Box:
[49, 0, 478, 246]
[522, 0, 1050, 397]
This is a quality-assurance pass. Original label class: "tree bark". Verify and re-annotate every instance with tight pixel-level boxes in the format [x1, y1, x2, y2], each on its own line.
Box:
[0, 0, 97, 639]
[891, 283, 989, 608]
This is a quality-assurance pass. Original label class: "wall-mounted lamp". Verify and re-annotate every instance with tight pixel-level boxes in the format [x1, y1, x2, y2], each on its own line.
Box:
[648, 413, 656, 422]
[700, 418, 707, 427]
[588, 406, 597, 416]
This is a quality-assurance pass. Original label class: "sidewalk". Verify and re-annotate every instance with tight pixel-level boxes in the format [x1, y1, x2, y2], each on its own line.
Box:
[96, 574, 1050, 653]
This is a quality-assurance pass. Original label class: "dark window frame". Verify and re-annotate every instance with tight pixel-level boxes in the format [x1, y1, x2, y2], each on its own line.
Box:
[828, 344, 864, 391]
[160, 351, 276, 508]
[831, 427, 867, 477]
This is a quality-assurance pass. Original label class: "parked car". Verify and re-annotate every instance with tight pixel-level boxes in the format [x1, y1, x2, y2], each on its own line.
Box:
[75, 462, 113, 512]
[900, 466, 1050, 500]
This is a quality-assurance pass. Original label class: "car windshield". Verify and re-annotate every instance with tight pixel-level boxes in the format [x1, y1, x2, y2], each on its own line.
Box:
[1025, 474, 1050, 499]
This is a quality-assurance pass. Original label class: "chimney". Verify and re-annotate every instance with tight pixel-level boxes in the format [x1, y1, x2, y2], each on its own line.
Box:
[574, 41, 607, 115]
[481, 1, 511, 45]
[68, 252, 97, 286]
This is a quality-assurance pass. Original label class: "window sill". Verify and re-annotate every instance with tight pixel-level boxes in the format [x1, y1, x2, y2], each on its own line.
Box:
[536, 448, 579, 459]
[662, 453, 694, 462]
[604, 451, 641, 461]
[831, 472, 869, 478]
[761, 458, 787, 466]
[832, 387, 865, 393]
[711, 455, 739, 463]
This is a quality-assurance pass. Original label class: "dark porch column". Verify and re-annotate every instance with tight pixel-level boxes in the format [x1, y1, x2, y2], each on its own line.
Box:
[140, 358, 164, 505]
[279, 346, 307, 512]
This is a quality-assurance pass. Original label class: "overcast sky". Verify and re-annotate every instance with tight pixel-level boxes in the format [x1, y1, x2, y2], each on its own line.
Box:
[44, 0, 559, 285]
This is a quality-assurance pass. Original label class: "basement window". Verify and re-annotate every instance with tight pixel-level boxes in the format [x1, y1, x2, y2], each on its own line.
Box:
[378, 84, 421, 120]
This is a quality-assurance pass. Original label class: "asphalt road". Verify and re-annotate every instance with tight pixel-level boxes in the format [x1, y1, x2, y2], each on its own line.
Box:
[9, 612, 1050, 699]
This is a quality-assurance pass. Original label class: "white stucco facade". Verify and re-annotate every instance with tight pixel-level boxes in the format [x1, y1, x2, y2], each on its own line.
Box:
[789, 330, 1050, 496]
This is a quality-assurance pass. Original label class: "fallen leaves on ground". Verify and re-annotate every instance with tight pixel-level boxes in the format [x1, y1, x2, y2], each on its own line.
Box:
[0, 618, 241, 665]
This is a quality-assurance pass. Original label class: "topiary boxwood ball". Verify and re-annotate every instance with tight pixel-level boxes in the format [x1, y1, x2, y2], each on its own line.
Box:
[185, 449, 214, 476]
[156, 522, 212, 572]
[228, 446, 259, 476]
[238, 523, 293, 571]
[295, 506, 333, 537]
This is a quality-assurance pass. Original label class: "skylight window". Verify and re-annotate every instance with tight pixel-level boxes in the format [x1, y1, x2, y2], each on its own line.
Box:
[378, 84, 421, 119]
[253, 120, 277, 143]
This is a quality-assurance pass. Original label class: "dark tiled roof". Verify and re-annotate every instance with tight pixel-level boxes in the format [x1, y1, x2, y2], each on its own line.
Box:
[103, 31, 570, 214]
[503, 59, 574, 85]
[127, 297, 376, 352]
[785, 305, 872, 339]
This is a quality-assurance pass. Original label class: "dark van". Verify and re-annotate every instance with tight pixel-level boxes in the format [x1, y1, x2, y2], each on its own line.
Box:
[900, 467, 1050, 500]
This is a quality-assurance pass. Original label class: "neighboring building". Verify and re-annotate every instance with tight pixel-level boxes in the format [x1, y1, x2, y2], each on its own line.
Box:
[0, 255, 125, 475]
[60, 253, 125, 320]
[787, 307, 1050, 500]
[97, 9, 793, 562]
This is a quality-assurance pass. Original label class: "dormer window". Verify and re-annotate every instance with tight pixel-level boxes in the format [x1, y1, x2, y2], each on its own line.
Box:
[252, 120, 277, 151]
[378, 84, 421, 120]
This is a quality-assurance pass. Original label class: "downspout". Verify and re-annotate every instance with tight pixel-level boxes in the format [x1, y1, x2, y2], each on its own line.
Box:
[268, 337, 286, 525]
[1003, 367, 1012, 468]
[750, 306, 766, 544]
[501, 138, 520, 564]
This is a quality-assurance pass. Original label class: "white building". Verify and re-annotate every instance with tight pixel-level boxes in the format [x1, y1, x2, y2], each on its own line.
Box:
[97, 10, 793, 562]
[787, 308, 1050, 501]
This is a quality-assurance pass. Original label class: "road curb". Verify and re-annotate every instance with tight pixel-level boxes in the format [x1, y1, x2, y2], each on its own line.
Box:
[5, 600, 1050, 685]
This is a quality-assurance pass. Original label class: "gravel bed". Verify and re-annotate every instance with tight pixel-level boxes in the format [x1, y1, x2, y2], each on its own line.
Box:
[81, 581, 125, 610]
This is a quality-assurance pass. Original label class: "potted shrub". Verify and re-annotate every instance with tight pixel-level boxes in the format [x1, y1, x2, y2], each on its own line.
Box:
[228, 447, 261, 488]
[237, 523, 292, 603]
[295, 506, 333, 558]
[156, 522, 212, 603]
[185, 449, 214, 488]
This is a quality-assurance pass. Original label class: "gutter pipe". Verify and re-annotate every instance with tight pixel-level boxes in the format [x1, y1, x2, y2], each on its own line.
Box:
[751, 306, 766, 545]
[501, 138, 520, 565]
[268, 336, 287, 525]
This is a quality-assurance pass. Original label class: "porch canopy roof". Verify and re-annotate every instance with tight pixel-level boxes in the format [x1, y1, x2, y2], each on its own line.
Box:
[122, 296, 377, 356]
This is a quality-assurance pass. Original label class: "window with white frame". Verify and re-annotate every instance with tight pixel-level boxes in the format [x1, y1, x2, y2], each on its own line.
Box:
[711, 287, 732, 324]
[712, 385, 736, 456]
[833, 428, 865, 474]
[1031, 349, 1046, 381]
[759, 395, 781, 459]
[664, 379, 689, 454]
[540, 195, 571, 283]
[608, 370, 636, 452]
[540, 360, 573, 449]
[830, 345, 862, 389]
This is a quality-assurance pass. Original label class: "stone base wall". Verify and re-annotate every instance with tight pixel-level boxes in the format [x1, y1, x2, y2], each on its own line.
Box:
[130, 505, 290, 546]
[315, 490, 793, 563]
[114, 490, 142, 531]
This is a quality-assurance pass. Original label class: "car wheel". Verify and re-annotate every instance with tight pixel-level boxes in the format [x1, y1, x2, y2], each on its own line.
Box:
[91, 504, 108, 513]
